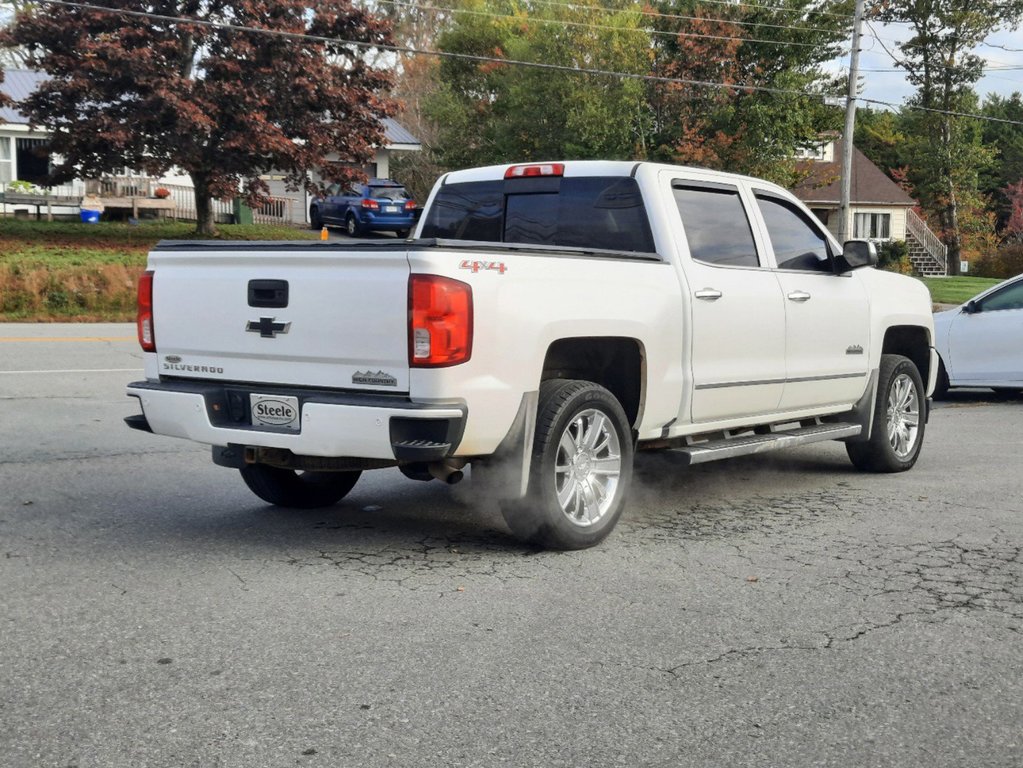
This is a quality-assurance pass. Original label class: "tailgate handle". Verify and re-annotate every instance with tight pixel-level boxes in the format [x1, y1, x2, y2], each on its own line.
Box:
[248, 279, 289, 308]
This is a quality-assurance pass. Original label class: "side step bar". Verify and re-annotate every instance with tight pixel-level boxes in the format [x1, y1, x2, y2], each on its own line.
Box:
[672, 422, 862, 466]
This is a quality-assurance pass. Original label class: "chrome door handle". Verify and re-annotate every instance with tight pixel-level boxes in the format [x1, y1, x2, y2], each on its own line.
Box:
[695, 289, 723, 301]
[787, 291, 811, 302]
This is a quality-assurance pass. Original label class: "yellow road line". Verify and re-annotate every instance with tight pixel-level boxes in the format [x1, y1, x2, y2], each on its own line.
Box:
[0, 336, 136, 343]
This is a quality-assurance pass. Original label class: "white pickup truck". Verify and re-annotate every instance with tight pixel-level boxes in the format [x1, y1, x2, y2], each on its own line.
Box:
[126, 160, 937, 549]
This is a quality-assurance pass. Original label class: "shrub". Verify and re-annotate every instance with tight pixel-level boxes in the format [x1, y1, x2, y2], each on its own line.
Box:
[877, 240, 912, 274]
[973, 243, 1023, 279]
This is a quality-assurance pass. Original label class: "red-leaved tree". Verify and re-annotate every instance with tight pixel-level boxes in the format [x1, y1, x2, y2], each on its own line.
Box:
[8, 0, 396, 234]
[1004, 179, 1023, 243]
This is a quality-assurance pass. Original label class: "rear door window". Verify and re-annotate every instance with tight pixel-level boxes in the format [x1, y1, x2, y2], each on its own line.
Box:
[420, 176, 655, 253]
[672, 183, 760, 268]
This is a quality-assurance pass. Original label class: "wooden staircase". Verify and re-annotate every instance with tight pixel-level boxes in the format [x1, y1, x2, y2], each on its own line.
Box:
[906, 209, 947, 276]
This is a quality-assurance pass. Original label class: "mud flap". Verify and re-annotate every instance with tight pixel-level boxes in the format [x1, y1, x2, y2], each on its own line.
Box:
[470, 391, 538, 499]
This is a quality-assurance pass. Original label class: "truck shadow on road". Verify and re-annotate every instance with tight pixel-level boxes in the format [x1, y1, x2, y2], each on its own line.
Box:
[146, 447, 875, 562]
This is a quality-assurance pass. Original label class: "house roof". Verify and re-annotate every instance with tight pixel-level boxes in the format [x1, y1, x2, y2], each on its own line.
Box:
[1, 69, 421, 149]
[0, 69, 46, 125]
[382, 118, 420, 148]
[792, 138, 915, 207]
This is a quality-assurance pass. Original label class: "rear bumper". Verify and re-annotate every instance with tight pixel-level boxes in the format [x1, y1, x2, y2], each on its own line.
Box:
[359, 211, 415, 231]
[126, 379, 466, 461]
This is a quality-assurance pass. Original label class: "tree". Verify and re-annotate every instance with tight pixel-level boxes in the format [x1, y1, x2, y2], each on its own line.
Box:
[7, 0, 396, 234]
[427, 0, 651, 167]
[1004, 179, 1023, 242]
[649, 0, 851, 184]
[980, 93, 1023, 232]
[0, 67, 10, 115]
[872, 0, 1023, 272]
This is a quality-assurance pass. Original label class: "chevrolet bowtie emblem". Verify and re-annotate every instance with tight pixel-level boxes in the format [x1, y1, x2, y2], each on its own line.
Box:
[246, 317, 291, 338]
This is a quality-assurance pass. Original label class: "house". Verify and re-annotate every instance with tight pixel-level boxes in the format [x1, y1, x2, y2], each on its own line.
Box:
[792, 138, 947, 276]
[0, 68, 421, 225]
[0, 70, 52, 189]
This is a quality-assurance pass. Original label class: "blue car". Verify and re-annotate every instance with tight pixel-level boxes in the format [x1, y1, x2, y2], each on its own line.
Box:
[310, 179, 417, 237]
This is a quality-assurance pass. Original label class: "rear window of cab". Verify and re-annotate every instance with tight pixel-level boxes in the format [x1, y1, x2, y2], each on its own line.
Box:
[420, 176, 655, 254]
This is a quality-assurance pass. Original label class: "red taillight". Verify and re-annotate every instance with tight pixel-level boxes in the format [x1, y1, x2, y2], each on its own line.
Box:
[361, 198, 380, 210]
[505, 163, 565, 179]
[404, 199, 416, 211]
[137, 269, 156, 352]
[409, 275, 472, 368]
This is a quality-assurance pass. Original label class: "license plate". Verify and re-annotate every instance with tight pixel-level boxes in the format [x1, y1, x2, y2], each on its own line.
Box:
[385, 205, 399, 213]
[250, 393, 300, 431]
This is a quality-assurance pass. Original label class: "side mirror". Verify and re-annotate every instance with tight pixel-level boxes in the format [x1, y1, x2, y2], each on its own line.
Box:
[964, 299, 981, 314]
[836, 239, 878, 272]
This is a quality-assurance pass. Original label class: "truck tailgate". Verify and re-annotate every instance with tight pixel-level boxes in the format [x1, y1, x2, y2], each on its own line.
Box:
[148, 245, 411, 392]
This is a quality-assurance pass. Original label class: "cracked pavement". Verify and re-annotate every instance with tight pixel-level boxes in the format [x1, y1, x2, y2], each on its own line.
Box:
[1, 325, 1021, 767]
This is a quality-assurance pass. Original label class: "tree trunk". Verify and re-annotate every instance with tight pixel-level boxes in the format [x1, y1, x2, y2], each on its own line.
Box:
[190, 172, 218, 237]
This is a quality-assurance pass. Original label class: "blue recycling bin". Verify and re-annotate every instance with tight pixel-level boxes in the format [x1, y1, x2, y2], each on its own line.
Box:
[80, 209, 100, 223]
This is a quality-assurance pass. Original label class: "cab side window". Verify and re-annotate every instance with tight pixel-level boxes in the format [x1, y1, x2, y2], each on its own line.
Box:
[979, 280, 1023, 312]
[756, 193, 833, 273]
[673, 183, 760, 268]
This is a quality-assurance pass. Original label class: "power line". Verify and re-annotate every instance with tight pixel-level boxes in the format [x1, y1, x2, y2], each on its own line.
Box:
[372, 0, 838, 48]
[403, 0, 855, 37]
[21, 0, 1023, 127]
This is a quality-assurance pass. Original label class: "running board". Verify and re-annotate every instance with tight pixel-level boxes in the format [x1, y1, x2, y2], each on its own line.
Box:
[672, 422, 862, 466]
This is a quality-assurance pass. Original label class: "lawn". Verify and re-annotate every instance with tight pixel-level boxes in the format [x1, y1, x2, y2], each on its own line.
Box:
[917, 276, 1002, 306]
[0, 219, 317, 321]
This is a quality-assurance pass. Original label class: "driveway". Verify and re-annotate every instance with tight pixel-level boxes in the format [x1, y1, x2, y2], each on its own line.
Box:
[1, 324, 1020, 768]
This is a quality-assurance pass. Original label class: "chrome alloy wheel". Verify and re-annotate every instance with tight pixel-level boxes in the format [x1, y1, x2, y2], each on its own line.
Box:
[886, 372, 921, 460]
[554, 408, 622, 527]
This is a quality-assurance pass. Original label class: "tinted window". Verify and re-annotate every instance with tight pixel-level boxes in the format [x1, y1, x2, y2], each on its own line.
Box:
[420, 177, 655, 253]
[673, 184, 758, 267]
[980, 279, 1023, 312]
[421, 180, 504, 241]
[756, 194, 833, 272]
[370, 185, 409, 201]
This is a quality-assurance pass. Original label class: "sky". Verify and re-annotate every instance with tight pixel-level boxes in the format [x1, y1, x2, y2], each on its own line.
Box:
[842, 21, 1023, 109]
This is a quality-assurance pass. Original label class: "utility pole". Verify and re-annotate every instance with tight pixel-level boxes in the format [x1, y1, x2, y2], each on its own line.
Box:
[837, 0, 867, 245]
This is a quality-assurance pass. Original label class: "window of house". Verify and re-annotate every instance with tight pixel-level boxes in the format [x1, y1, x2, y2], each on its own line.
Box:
[755, 193, 833, 272]
[853, 212, 891, 240]
[0, 137, 12, 183]
[672, 183, 759, 267]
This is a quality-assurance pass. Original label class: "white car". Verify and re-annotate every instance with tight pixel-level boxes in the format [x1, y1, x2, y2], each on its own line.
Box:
[933, 273, 1023, 396]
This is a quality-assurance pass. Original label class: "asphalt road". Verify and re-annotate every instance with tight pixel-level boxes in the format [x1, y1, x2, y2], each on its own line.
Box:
[1, 324, 1020, 768]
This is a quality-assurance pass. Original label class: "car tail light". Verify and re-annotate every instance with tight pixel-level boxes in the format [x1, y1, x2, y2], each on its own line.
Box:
[137, 269, 156, 352]
[409, 275, 472, 368]
[361, 198, 380, 210]
[505, 163, 565, 179]
[404, 200, 416, 211]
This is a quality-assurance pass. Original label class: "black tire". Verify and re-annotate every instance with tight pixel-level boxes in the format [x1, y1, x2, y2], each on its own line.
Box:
[846, 354, 925, 472]
[345, 213, 361, 237]
[501, 379, 634, 550]
[933, 356, 950, 400]
[240, 464, 361, 509]
[309, 207, 323, 230]
[396, 228, 411, 239]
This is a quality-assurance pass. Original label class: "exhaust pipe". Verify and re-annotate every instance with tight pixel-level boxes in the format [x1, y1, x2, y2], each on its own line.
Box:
[429, 460, 466, 485]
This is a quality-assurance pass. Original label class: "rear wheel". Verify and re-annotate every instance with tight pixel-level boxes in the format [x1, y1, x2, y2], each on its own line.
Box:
[847, 354, 925, 472]
[501, 379, 633, 550]
[345, 213, 362, 237]
[240, 464, 361, 508]
[309, 207, 323, 230]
